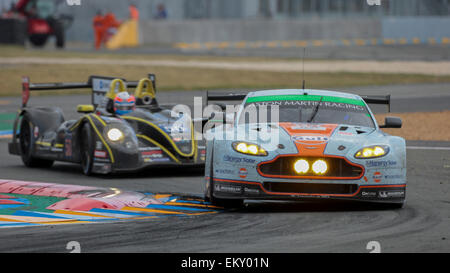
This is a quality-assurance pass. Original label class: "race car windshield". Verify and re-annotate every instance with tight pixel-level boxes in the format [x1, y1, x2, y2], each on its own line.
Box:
[239, 96, 375, 128]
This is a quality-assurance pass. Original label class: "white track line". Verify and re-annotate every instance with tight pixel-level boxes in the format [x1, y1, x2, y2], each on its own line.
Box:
[407, 146, 450, 150]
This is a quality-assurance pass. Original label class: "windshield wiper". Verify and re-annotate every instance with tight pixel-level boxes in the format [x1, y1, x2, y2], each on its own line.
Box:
[307, 96, 323, 123]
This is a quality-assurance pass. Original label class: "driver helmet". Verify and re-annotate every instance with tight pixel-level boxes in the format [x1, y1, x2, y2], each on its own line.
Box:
[113, 92, 135, 115]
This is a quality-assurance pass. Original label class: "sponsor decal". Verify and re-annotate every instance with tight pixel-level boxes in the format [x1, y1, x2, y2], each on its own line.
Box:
[200, 150, 206, 155]
[94, 158, 110, 163]
[95, 141, 102, 150]
[215, 169, 235, 175]
[291, 194, 330, 199]
[290, 124, 326, 131]
[64, 137, 72, 157]
[366, 160, 397, 168]
[373, 172, 382, 183]
[379, 191, 388, 198]
[361, 191, 377, 197]
[291, 134, 329, 145]
[50, 147, 63, 153]
[223, 155, 256, 164]
[33, 126, 39, 138]
[214, 184, 241, 193]
[239, 168, 248, 178]
[139, 147, 161, 151]
[244, 187, 260, 195]
[384, 174, 404, 179]
[337, 131, 353, 136]
[378, 191, 405, 198]
[250, 99, 366, 112]
[387, 191, 405, 198]
[141, 150, 163, 158]
[94, 150, 107, 158]
[147, 157, 171, 162]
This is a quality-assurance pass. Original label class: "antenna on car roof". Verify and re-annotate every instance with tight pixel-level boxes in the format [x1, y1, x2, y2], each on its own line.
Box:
[301, 47, 306, 92]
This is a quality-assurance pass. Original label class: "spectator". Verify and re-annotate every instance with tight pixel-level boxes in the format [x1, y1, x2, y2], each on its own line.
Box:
[103, 11, 121, 43]
[155, 3, 167, 19]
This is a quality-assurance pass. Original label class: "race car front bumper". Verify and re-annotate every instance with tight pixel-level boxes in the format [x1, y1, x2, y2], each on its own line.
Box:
[211, 178, 406, 203]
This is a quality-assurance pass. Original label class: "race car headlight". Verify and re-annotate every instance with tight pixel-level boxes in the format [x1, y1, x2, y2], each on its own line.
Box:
[354, 145, 389, 159]
[312, 159, 328, 174]
[107, 128, 124, 142]
[232, 142, 267, 156]
[294, 159, 309, 174]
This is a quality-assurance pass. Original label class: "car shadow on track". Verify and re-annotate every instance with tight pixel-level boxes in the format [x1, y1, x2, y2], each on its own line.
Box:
[236, 200, 403, 213]
[46, 163, 204, 179]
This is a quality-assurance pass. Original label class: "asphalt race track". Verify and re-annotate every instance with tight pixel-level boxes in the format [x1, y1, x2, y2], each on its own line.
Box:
[0, 84, 449, 252]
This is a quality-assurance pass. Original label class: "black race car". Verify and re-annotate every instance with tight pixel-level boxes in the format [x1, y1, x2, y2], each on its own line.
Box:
[8, 74, 205, 175]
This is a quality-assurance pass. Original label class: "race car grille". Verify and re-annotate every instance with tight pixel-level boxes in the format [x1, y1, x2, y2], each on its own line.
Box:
[263, 182, 358, 195]
[258, 156, 363, 179]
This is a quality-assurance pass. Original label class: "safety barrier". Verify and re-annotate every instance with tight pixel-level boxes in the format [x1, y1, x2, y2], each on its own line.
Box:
[174, 37, 450, 50]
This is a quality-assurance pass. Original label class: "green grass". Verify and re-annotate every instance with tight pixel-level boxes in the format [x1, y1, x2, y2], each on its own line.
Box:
[0, 45, 284, 62]
[1, 63, 450, 97]
[1, 45, 450, 97]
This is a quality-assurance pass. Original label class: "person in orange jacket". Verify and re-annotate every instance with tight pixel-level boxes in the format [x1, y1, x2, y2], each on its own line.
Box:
[103, 12, 121, 43]
[92, 10, 105, 50]
[129, 4, 139, 21]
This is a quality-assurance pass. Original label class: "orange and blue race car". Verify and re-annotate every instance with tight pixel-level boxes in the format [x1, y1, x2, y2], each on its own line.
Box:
[204, 89, 406, 208]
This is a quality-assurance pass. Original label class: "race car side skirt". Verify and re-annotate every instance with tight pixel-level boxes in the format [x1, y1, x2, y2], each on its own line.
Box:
[210, 177, 406, 201]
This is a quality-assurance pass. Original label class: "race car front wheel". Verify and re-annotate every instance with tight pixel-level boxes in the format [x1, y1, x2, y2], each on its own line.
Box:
[80, 122, 94, 176]
[19, 114, 54, 168]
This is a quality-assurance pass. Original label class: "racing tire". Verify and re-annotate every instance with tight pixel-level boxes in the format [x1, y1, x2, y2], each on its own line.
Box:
[206, 149, 243, 209]
[29, 35, 48, 47]
[54, 21, 65, 48]
[80, 122, 94, 176]
[19, 114, 54, 168]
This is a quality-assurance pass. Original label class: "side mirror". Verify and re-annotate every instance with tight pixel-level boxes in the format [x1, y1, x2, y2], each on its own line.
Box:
[379, 116, 402, 128]
[77, 104, 95, 113]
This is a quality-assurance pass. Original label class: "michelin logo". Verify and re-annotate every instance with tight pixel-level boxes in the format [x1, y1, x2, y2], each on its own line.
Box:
[378, 191, 405, 198]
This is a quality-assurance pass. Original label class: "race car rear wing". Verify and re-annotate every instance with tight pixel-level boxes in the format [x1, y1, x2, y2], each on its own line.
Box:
[206, 92, 392, 112]
[205, 91, 247, 106]
[21, 74, 156, 108]
[361, 95, 391, 112]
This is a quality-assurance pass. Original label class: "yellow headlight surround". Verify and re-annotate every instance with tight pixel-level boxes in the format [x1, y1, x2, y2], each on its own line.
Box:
[354, 145, 389, 159]
[232, 142, 267, 156]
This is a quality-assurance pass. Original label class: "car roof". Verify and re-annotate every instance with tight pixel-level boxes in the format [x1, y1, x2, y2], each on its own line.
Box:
[246, 89, 363, 100]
